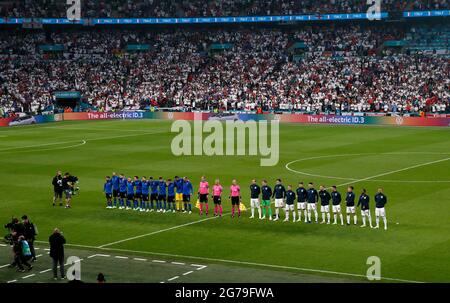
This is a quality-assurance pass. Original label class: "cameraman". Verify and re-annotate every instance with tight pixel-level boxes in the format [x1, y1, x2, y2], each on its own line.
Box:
[7, 218, 25, 269]
[22, 215, 37, 262]
[52, 171, 63, 207]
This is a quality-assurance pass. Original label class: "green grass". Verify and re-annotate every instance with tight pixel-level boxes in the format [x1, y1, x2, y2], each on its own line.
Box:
[0, 120, 449, 283]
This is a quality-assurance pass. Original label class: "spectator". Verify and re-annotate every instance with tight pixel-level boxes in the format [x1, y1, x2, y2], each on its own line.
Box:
[97, 273, 106, 283]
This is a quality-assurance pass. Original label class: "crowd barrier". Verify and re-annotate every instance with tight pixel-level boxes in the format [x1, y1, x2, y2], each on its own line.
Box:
[1, 112, 450, 128]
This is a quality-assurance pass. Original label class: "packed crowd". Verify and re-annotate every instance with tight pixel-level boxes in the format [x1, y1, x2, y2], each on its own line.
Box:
[1, 0, 448, 18]
[0, 25, 449, 116]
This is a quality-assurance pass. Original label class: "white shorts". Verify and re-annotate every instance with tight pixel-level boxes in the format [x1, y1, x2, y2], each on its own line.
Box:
[285, 204, 294, 211]
[275, 198, 284, 208]
[361, 209, 371, 217]
[332, 205, 341, 213]
[320, 205, 330, 213]
[375, 207, 386, 217]
[307, 203, 316, 211]
[346, 206, 356, 214]
[297, 202, 306, 210]
[250, 198, 260, 208]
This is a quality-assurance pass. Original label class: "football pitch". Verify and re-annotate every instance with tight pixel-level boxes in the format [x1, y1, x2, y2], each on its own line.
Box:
[0, 119, 449, 283]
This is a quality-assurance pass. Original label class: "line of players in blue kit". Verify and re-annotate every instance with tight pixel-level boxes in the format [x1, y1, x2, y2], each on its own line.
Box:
[103, 173, 194, 214]
[103, 174, 388, 230]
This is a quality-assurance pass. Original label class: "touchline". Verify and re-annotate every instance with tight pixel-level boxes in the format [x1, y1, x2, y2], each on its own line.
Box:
[170, 116, 279, 167]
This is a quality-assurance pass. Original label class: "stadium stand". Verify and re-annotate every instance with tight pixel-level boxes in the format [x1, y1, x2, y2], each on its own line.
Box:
[0, 22, 448, 117]
[0, 0, 448, 18]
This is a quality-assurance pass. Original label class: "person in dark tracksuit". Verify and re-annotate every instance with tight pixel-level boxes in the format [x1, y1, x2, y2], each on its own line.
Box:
[49, 228, 66, 280]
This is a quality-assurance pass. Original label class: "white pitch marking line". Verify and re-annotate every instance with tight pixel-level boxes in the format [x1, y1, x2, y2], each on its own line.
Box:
[0, 140, 86, 152]
[286, 153, 450, 184]
[0, 243, 7, 247]
[40, 269, 52, 274]
[98, 246, 422, 283]
[0, 129, 166, 154]
[95, 254, 111, 258]
[7, 280, 17, 283]
[0, 264, 10, 269]
[114, 256, 129, 259]
[152, 260, 166, 263]
[134, 258, 147, 262]
[167, 276, 179, 282]
[171, 262, 185, 266]
[182, 271, 194, 276]
[98, 215, 220, 248]
[35, 254, 43, 258]
[22, 274, 36, 279]
[337, 157, 450, 188]
[87, 255, 98, 259]
[44, 249, 50, 251]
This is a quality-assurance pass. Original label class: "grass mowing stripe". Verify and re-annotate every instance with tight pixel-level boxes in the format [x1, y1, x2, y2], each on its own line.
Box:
[98, 215, 221, 248]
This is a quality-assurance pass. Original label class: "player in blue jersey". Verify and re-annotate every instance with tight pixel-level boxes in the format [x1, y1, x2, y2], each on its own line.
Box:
[182, 177, 193, 214]
[149, 177, 158, 212]
[104, 176, 113, 209]
[141, 176, 150, 212]
[133, 176, 142, 211]
[167, 179, 176, 213]
[118, 174, 127, 209]
[174, 176, 184, 212]
[158, 177, 167, 213]
[111, 172, 120, 208]
[126, 177, 134, 210]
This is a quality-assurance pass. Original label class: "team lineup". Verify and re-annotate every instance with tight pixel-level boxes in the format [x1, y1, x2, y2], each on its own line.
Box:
[95, 173, 389, 230]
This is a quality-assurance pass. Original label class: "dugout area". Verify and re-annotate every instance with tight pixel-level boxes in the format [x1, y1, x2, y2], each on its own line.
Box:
[0, 244, 360, 283]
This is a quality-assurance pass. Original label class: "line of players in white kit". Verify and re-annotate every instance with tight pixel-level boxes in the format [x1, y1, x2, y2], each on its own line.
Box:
[250, 180, 388, 230]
